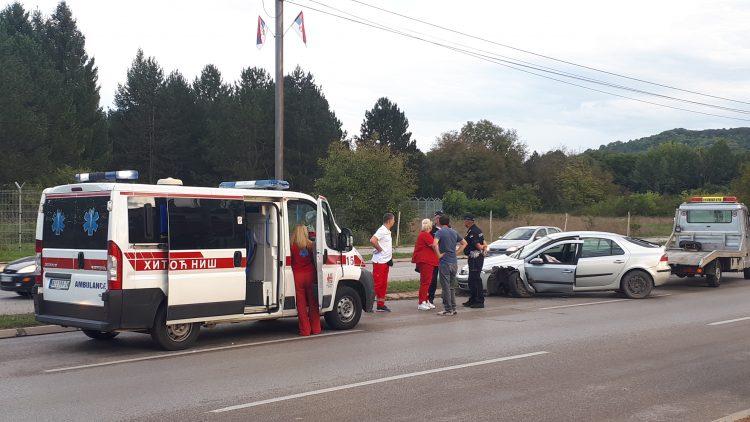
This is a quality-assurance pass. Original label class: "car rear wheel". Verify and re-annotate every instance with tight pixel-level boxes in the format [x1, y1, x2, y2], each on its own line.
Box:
[150, 304, 200, 350]
[621, 270, 653, 299]
[706, 263, 722, 288]
[324, 286, 362, 330]
[82, 330, 120, 340]
[508, 272, 533, 298]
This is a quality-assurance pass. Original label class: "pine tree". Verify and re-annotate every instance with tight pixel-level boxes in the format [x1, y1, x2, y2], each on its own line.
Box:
[357, 97, 416, 153]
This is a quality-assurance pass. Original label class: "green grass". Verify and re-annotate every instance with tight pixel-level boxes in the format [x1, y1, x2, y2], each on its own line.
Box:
[0, 244, 35, 262]
[361, 252, 413, 262]
[387, 279, 420, 293]
[0, 313, 41, 330]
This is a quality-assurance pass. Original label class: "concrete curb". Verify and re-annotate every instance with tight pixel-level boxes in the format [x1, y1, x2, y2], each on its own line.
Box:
[712, 408, 750, 422]
[0, 325, 77, 340]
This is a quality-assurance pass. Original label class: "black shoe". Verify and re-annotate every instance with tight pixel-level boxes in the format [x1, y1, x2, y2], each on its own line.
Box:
[462, 300, 474, 307]
[375, 305, 391, 313]
[470, 303, 485, 309]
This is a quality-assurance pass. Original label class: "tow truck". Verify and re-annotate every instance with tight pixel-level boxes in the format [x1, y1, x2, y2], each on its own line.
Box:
[666, 196, 750, 287]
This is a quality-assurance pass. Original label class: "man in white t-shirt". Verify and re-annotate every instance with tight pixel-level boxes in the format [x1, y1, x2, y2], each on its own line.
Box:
[370, 212, 395, 312]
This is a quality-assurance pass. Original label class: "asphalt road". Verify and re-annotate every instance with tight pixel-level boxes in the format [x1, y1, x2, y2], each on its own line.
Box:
[0, 289, 33, 315]
[387, 258, 466, 281]
[1, 275, 749, 421]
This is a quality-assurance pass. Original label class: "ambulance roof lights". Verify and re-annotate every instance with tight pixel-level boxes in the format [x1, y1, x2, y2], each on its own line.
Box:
[75, 170, 139, 183]
[219, 179, 290, 190]
[688, 196, 738, 203]
[157, 177, 183, 186]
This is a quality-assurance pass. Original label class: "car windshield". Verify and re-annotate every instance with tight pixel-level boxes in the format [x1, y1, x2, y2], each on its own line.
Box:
[512, 235, 553, 259]
[502, 228, 535, 240]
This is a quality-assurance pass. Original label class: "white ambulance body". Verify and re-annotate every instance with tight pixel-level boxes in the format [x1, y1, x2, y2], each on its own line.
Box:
[34, 173, 373, 350]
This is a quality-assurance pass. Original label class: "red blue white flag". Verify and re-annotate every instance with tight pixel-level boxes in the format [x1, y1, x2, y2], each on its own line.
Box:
[256, 16, 268, 48]
[293, 11, 307, 45]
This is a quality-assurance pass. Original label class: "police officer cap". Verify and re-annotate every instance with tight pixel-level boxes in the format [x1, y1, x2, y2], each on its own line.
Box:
[434, 210, 444, 217]
[463, 213, 475, 221]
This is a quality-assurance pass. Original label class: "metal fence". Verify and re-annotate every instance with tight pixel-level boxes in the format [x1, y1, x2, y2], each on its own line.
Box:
[0, 188, 42, 250]
[405, 197, 443, 219]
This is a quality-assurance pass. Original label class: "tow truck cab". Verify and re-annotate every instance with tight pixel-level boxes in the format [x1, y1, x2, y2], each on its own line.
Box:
[33, 172, 374, 350]
[666, 196, 750, 285]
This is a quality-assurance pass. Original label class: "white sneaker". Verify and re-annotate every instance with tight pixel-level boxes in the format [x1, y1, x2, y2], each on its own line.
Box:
[418, 302, 431, 311]
[426, 302, 436, 309]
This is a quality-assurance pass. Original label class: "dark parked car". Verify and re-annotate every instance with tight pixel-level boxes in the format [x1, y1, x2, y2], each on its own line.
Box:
[1, 256, 37, 297]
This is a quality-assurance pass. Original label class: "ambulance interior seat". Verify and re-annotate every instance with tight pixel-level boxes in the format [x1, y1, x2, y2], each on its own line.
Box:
[245, 203, 278, 308]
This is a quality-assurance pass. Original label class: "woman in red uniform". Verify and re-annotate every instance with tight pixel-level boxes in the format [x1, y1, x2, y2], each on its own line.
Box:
[412, 218, 440, 311]
[290, 224, 322, 336]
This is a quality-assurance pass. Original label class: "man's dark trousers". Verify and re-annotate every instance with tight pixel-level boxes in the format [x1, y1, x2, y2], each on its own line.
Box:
[467, 256, 484, 304]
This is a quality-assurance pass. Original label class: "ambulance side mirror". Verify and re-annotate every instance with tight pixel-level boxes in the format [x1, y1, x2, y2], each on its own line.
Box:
[338, 228, 354, 253]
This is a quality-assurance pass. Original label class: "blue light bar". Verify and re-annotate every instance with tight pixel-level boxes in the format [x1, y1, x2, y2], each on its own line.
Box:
[75, 170, 139, 183]
[219, 179, 290, 190]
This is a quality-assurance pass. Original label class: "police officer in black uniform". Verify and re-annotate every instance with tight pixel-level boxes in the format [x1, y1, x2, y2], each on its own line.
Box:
[463, 214, 486, 308]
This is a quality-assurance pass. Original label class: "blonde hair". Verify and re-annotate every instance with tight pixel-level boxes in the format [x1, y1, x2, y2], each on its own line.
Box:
[421, 218, 433, 232]
[291, 224, 313, 250]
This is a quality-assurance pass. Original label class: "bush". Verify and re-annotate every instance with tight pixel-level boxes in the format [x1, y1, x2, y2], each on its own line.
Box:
[442, 190, 507, 218]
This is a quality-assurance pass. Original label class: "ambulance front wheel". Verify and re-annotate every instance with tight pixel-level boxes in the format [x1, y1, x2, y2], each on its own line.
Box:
[324, 286, 362, 330]
[150, 304, 201, 350]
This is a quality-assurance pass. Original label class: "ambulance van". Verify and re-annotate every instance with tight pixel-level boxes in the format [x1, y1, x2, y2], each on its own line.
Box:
[33, 172, 374, 350]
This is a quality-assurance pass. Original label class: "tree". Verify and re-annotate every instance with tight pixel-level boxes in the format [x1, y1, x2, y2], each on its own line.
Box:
[110, 49, 164, 182]
[632, 142, 703, 194]
[427, 120, 527, 198]
[315, 144, 415, 232]
[702, 139, 738, 186]
[357, 97, 415, 152]
[731, 164, 750, 205]
[284, 67, 343, 192]
[523, 150, 568, 211]
[560, 157, 617, 210]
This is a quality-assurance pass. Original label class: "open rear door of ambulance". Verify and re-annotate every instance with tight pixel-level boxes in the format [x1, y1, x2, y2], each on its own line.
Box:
[166, 196, 246, 323]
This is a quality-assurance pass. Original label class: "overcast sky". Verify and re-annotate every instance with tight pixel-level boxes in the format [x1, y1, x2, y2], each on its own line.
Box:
[10, 0, 750, 153]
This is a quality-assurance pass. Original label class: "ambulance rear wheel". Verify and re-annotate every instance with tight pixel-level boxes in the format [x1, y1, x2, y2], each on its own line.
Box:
[324, 286, 362, 330]
[82, 330, 119, 340]
[151, 304, 200, 350]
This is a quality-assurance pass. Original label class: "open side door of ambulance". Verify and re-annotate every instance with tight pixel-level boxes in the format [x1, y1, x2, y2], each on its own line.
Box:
[166, 196, 246, 323]
[316, 196, 339, 311]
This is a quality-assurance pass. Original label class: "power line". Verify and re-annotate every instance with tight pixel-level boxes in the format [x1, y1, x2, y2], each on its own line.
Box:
[304, 0, 750, 116]
[347, 0, 750, 107]
[286, 0, 750, 123]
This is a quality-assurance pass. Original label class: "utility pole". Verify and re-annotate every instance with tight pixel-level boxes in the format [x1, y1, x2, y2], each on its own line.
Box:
[274, 0, 284, 180]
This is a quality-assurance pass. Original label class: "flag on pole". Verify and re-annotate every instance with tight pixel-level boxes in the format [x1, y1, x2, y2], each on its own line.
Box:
[292, 11, 307, 45]
[256, 16, 268, 48]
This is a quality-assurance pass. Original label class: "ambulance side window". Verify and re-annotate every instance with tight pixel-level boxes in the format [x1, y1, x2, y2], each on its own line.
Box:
[287, 200, 317, 240]
[322, 202, 338, 250]
[168, 198, 245, 250]
[128, 197, 167, 244]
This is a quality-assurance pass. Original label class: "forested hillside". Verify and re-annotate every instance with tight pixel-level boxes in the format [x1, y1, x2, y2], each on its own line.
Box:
[592, 128, 750, 153]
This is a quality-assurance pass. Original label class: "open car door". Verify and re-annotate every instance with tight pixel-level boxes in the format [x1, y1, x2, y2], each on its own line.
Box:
[166, 197, 246, 323]
[315, 196, 339, 310]
[524, 239, 583, 294]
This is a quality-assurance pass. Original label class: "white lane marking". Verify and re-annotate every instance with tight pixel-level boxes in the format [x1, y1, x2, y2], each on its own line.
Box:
[537, 294, 671, 310]
[211, 351, 549, 413]
[45, 330, 363, 373]
[707, 316, 750, 326]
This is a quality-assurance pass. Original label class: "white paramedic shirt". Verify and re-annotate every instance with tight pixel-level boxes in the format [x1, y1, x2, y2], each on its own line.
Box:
[372, 225, 393, 263]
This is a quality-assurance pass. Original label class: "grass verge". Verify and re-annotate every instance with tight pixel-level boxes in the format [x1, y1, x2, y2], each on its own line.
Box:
[361, 252, 413, 262]
[387, 279, 420, 293]
[0, 244, 35, 263]
[0, 313, 41, 330]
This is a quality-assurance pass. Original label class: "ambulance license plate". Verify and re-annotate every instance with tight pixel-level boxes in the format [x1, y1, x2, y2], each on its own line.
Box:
[48, 279, 71, 290]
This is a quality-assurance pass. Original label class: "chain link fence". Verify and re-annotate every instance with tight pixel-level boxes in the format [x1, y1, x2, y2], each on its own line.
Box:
[0, 188, 42, 252]
[405, 197, 443, 219]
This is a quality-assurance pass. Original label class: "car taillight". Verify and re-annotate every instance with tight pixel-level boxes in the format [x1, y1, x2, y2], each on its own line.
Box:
[35, 239, 43, 286]
[660, 254, 668, 262]
[107, 241, 123, 290]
